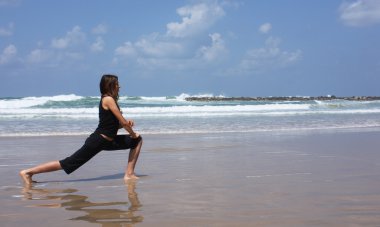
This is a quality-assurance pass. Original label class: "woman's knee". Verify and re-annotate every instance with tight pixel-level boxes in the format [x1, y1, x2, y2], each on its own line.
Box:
[131, 136, 142, 150]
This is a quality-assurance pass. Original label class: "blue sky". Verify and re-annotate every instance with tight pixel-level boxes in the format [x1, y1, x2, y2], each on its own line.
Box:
[1, 0, 379, 97]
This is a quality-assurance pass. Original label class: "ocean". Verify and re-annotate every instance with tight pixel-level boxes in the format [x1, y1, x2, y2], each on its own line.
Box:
[1, 93, 380, 137]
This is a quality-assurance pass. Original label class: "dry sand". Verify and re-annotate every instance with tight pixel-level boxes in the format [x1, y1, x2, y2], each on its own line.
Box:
[1, 130, 380, 226]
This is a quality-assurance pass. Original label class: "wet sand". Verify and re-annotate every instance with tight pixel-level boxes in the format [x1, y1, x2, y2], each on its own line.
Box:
[1, 130, 380, 226]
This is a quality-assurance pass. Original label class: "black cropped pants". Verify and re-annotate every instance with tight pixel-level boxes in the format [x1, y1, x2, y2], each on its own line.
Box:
[59, 133, 142, 174]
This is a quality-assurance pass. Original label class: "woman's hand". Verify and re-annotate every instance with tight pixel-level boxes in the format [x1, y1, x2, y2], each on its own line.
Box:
[131, 132, 140, 139]
[119, 120, 134, 129]
[127, 120, 139, 138]
[127, 119, 135, 127]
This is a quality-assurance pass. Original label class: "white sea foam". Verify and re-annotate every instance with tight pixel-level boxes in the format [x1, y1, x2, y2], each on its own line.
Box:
[135, 93, 223, 102]
[1, 94, 380, 137]
[0, 103, 312, 119]
[1, 103, 380, 119]
[0, 93, 223, 109]
[0, 107, 98, 119]
[139, 96, 170, 101]
[0, 94, 83, 109]
[125, 103, 310, 113]
[2, 123, 380, 137]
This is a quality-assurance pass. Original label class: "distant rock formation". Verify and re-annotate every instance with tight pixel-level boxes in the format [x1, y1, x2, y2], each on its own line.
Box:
[185, 96, 380, 102]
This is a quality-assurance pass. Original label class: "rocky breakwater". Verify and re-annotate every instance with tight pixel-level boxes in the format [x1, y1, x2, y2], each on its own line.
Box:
[185, 96, 380, 102]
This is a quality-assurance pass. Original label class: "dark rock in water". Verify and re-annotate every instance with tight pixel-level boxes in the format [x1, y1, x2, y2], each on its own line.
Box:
[184, 96, 380, 102]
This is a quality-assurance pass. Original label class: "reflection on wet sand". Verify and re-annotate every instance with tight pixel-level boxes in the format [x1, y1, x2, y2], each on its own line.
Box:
[21, 180, 143, 226]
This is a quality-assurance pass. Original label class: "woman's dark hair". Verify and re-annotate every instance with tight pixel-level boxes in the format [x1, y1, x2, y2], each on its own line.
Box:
[100, 74, 119, 100]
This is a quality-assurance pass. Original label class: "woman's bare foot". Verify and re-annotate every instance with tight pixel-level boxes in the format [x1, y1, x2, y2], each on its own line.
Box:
[19, 170, 34, 185]
[124, 173, 139, 181]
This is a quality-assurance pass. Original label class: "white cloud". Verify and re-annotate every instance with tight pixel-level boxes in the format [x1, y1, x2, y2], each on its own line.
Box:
[166, 2, 225, 38]
[196, 33, 227, 61]
[114, 32, 227, 70]
[63, 52, 83, 60]
[259, 23, 272, 34]
[115, 41, 136, 56]
[114, 36, 185, 68]
[238, 37, 302, 73]
[51, 26, 86, 49]
[90, 37, 105, 52]
[26, 49, 52, 64]
[92, 23, 107, 35]
[135, 57, 192, 71]
[0, 44, 17, 65]
[114, 1, 228, 71]
[25, 27, 88, 66]
[339, 0, 380, 26]
[0, 22, 14, 36]
[134, 34, 184, 58]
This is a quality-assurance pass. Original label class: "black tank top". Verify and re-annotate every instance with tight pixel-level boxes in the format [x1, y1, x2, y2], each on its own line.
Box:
[95, 97, 120, 138]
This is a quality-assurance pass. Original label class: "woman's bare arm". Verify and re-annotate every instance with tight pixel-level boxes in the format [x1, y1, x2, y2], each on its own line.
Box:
[102, 96, 139, 138]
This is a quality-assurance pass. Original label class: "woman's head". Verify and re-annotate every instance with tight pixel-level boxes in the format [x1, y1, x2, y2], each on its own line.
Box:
[100, 74, 120, 100]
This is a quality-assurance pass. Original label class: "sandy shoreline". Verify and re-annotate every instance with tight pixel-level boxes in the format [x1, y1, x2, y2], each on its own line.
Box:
[1, 130, 380, 226]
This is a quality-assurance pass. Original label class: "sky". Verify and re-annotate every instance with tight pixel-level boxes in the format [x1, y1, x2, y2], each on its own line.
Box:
[0, 0, 380, 97]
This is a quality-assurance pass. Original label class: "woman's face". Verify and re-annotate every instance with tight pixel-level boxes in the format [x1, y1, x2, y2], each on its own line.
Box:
[115, 81, 120, 93]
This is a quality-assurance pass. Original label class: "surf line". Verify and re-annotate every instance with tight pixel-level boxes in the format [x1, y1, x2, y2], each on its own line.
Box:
[246, 172, 312, 178]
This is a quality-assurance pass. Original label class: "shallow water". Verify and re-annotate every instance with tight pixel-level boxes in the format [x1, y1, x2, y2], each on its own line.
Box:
[1, 131, 380, 226]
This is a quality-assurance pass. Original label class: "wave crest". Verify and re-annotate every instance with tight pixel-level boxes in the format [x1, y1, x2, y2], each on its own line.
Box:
[0, 94, 83, 109]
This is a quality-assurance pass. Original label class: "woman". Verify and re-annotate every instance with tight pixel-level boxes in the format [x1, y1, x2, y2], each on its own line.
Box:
[20, 74, 142, 184]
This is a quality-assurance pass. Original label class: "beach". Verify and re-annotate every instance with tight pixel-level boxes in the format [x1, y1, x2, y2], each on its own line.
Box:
[1, 130, 380, 226]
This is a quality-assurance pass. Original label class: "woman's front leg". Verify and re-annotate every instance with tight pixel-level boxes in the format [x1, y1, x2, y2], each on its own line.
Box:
[124, 138, 143, 180]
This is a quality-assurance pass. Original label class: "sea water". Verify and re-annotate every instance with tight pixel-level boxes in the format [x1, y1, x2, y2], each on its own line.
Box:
[1, 94, 380, 136]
